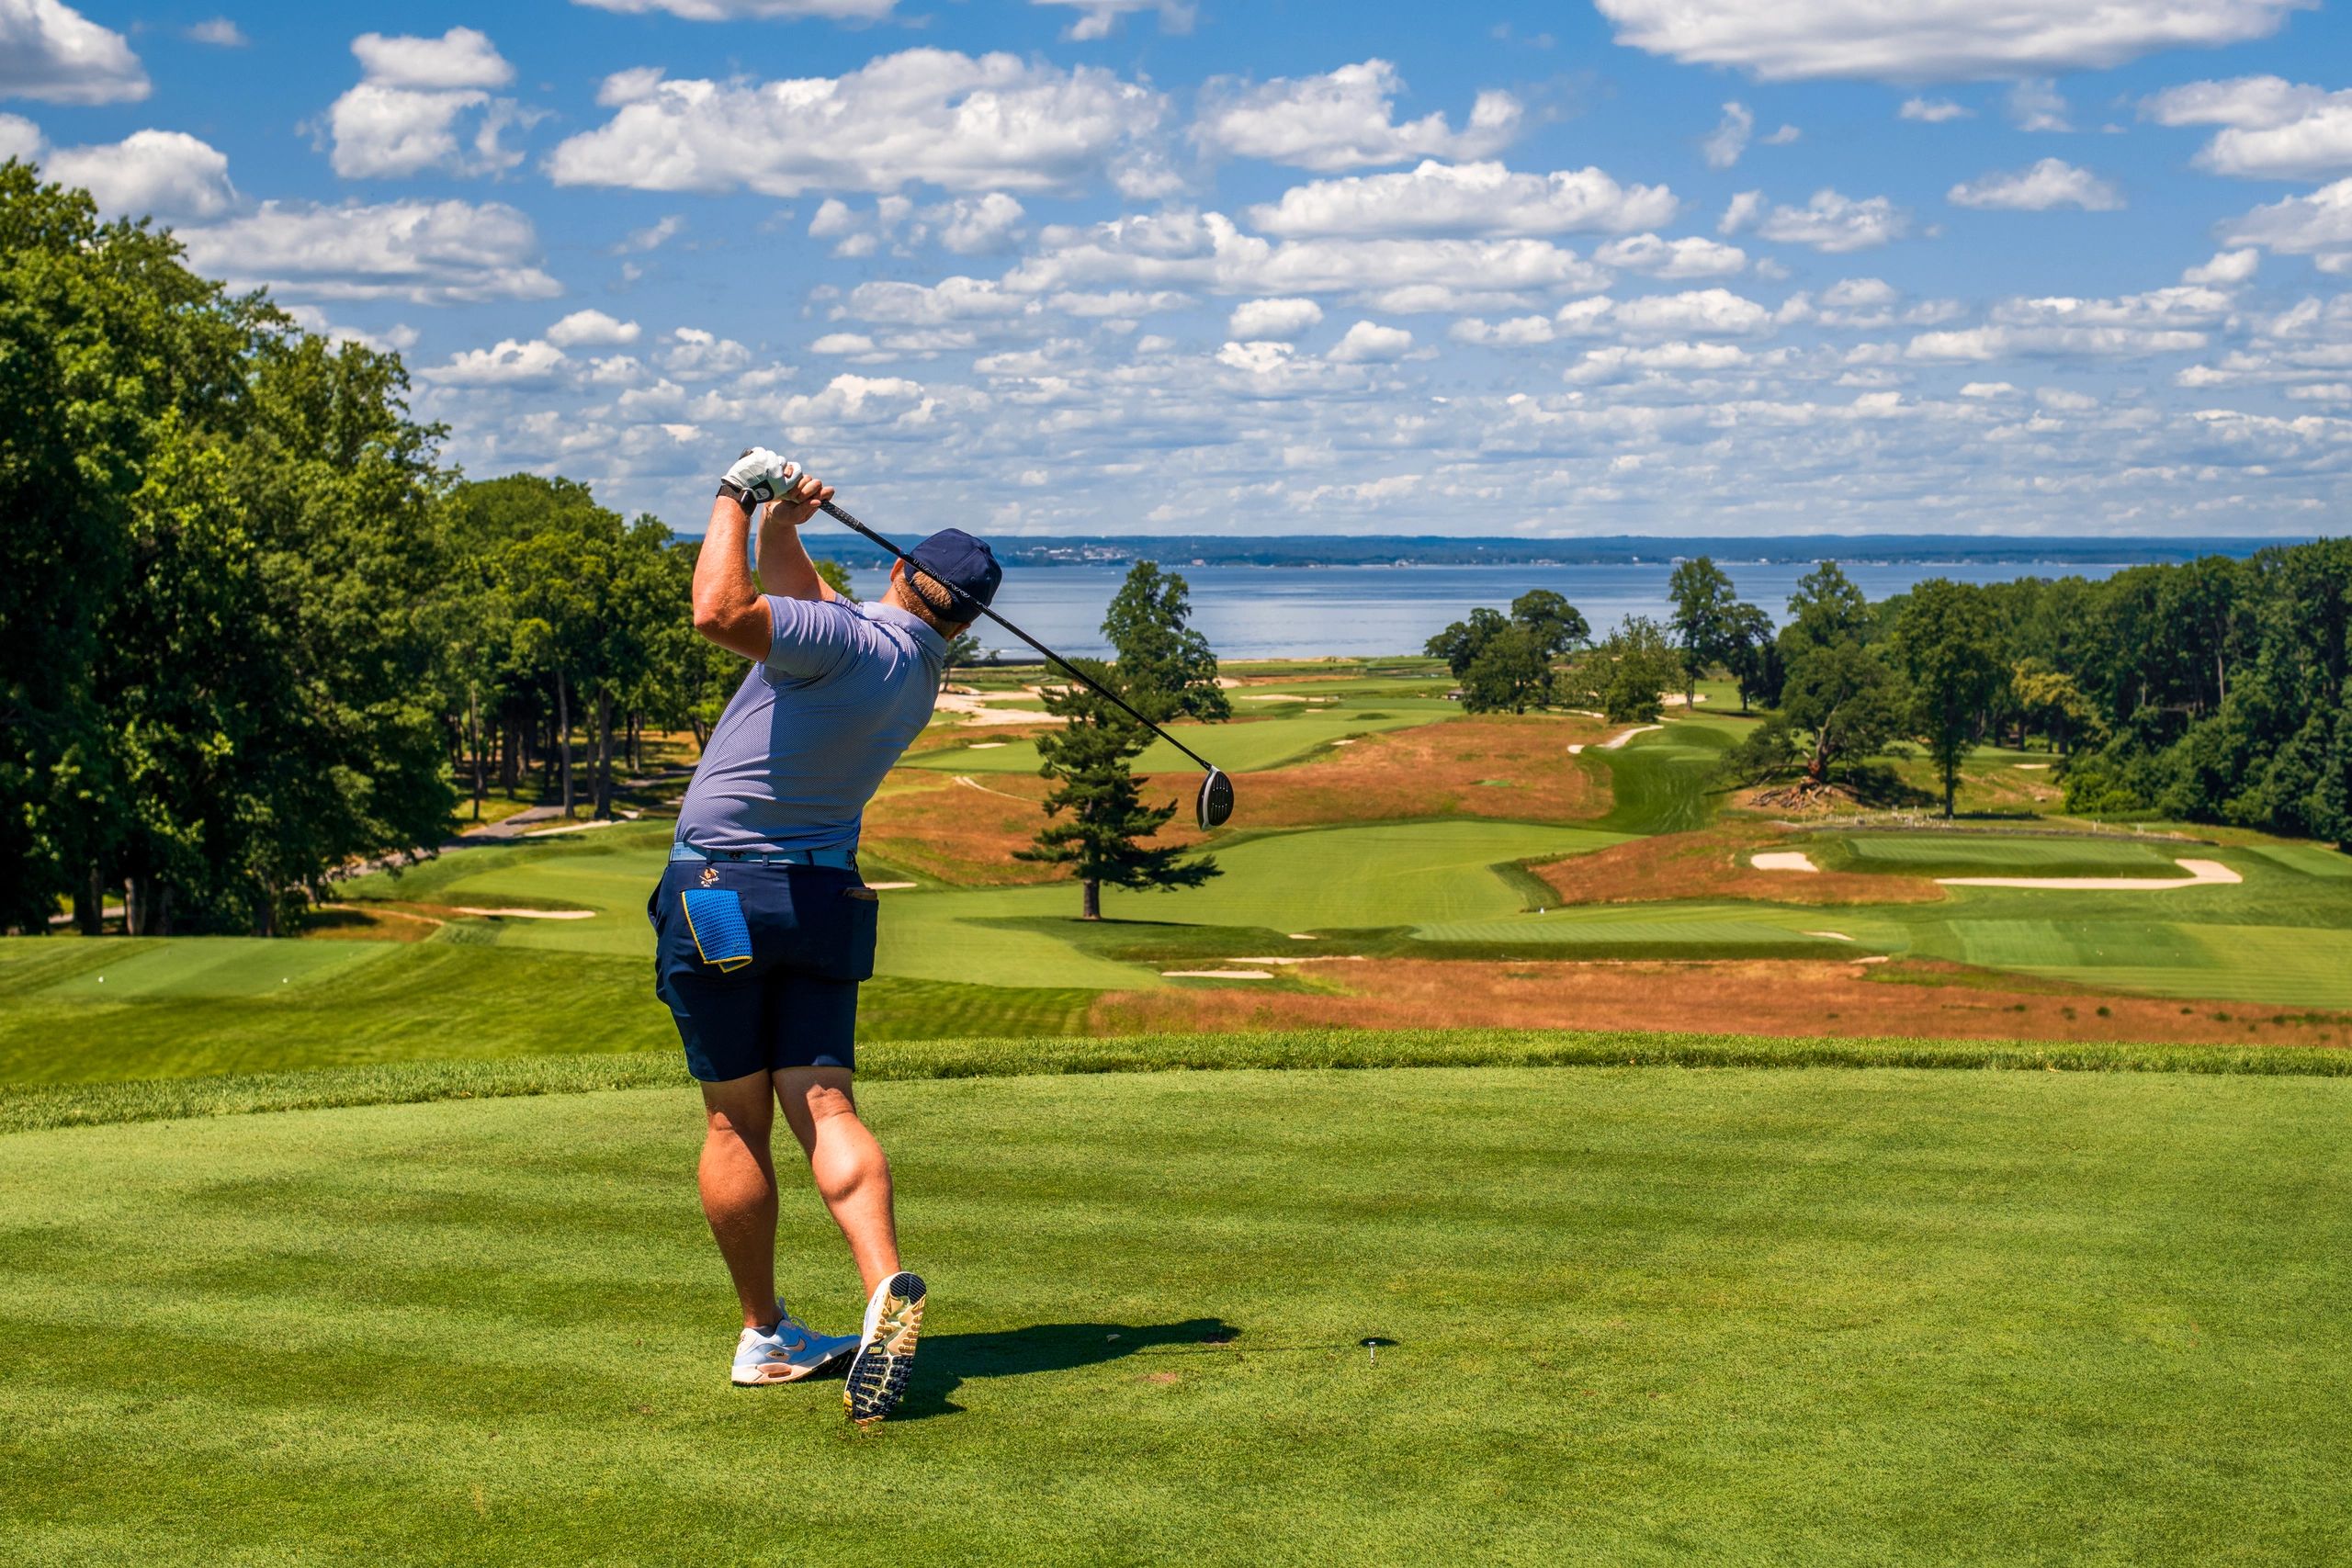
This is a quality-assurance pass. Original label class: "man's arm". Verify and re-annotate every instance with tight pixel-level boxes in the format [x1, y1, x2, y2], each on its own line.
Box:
[757, 505, 840, 603]
[692, 451, 835, 662]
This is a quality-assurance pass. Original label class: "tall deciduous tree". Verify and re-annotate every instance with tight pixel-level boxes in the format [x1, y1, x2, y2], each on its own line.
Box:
[1894, 579, 2006, 818]
[1781, 642, 1905, 787]
[1102, 561, 1229, 723]
[1667, 556, 1739, 707]
[1575, 616, 1682, 724]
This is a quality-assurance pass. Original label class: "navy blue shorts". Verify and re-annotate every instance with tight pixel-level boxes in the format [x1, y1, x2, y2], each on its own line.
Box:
[648, 859, 881, 1082]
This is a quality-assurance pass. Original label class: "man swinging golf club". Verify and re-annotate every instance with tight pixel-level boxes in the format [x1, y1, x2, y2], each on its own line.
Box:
[651, 446, 1000, 1423]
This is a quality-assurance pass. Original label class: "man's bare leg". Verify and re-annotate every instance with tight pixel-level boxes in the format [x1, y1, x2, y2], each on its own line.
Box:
[775, 1066, 899, 1296]
[698, 1072, 783, 1329]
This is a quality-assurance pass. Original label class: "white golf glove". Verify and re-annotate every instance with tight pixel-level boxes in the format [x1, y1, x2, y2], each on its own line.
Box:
[717, 447, 800, 508]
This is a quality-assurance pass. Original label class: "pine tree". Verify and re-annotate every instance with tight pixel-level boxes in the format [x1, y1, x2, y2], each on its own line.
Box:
[1015, 660, 1219, 919]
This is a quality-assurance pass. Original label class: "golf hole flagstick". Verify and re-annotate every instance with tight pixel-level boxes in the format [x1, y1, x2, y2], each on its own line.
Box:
[775, 464, 1237, 831]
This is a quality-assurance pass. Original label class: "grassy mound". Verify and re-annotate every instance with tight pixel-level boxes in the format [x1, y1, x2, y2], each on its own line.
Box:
[6, 1065, 2347, 1562]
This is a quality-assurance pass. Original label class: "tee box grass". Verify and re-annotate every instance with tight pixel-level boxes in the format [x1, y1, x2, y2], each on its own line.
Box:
[4, 1061, 2347, 1564]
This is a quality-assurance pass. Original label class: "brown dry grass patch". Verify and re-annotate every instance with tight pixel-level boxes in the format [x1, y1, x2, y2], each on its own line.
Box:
[862, 770, 1064, 886]
[1532, 824, 1945, 908]
[1216, 716, 1616, 829]
[1091, 958, 2352, 1049]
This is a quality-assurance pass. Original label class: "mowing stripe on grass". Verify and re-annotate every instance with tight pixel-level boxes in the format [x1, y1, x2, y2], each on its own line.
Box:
[6, 1028, 2346, 1134]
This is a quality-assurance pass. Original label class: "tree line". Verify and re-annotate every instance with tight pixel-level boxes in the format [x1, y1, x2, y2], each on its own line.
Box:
[0, 162, 841, 935]
[1426, 540, 2351, 840]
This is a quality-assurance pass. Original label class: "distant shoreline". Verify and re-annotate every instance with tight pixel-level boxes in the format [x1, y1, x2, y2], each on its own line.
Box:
[808, 532, 2312, 570]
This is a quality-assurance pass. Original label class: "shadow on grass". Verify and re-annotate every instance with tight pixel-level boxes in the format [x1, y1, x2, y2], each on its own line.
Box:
[891, 1316, 1243, 1421]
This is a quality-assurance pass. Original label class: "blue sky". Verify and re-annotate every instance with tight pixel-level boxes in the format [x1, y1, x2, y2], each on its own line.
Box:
[7, 0, 2352, 538]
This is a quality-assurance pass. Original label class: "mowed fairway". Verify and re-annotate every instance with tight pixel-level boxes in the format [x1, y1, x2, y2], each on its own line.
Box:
[6, 1064, 2350, 1564]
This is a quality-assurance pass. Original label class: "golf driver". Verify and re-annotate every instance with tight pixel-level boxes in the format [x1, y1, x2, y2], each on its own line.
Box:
[775, 465, 1236, 830]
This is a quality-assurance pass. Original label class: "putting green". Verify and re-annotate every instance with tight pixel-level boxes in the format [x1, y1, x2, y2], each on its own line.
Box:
[1839, 834, 2177, 874]
[5, 1066, 2347, 1562]
[1096, 819, 1628, 931]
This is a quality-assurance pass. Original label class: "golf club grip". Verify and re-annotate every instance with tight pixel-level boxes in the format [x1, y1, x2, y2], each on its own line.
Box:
[815, 500, 1219, 774]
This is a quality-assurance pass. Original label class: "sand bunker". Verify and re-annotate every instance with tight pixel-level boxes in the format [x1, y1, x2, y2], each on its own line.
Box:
[1803, 931, 1855, 942]
[865, 882, 917, 891]
[1936, 858, 2243, 891]
[1598, 725, 1664, 750]
[454, 907, 597, 919]
[933, 690, 1066, 728]
[1752, 851, 1821, 873]
[1161, 969, 1274, 979]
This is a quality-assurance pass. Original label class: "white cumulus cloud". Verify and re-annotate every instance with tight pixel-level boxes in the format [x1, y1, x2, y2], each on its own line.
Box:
[323, 28, 528, 178]
[1590, 0, 2304, 82]
[0, 0, 146, 103]
[20, 127, 237, 219]
[425, 338, 569, 385]
[1192, 60, 1521, 172]
[547, 309, 640, 347]
[1228, 298, 1324, 339]
[1702, 102, 1753, 169]
[1721, 187, 1909, 252]
[2184, 248, 2259, 285]
[1246, 159, 1676, 238]
[548, 51, 1166, 197]
[2222, 177, 2352, 272]
[1594, 232, 1747, 277]
[1032, 0, 1193, 40]
[2143, 76, 2352, 180]
[350, 26, 511, 89]
[175, 198, 560, 304]
[1900, 96, 1972, 122]
[1327, 320, 1414, 362]
[1948, 159, 2122, 211]
[2007, 79, 2071, 132]
[184, 17, 246, 47]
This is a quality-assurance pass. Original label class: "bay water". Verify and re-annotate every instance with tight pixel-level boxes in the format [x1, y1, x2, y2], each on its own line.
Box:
[846, 558, 2132, 661]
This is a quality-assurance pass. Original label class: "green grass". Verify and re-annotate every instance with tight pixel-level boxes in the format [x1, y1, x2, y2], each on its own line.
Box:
[13, 1026, 2352, 1134]
[1585, 721, 1742, 837]
[2245, 842, 2352, 878]
[6, 1064, 2349, 1563]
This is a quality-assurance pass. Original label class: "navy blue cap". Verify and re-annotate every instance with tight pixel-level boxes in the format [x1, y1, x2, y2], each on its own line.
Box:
[905, 528, 1001, 621]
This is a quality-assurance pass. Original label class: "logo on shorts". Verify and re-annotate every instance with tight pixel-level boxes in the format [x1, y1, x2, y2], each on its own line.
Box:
[699, 865, 719, 887]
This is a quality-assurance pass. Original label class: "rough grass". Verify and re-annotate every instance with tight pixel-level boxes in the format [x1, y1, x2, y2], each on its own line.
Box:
[910, 702, 1460, 776]
[1091, 959, 2352, 1051]
[5, 1065, 2349, 1563]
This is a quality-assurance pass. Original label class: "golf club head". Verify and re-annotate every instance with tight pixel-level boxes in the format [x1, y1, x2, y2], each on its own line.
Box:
[1196, 767, 1235, 830]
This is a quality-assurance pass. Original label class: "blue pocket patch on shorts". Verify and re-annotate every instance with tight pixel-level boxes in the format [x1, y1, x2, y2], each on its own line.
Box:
[679, 887, 754, 972]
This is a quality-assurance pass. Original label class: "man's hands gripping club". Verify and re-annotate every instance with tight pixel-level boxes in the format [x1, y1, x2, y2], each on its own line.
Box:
[718, 447, 832, 525]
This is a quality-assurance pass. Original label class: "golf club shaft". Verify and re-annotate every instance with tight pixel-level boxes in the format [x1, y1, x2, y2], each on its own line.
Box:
[813, 498, 1222, 774]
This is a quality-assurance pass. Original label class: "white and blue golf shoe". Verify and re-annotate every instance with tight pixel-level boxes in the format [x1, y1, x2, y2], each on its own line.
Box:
[731, 1308, 858, 1387]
